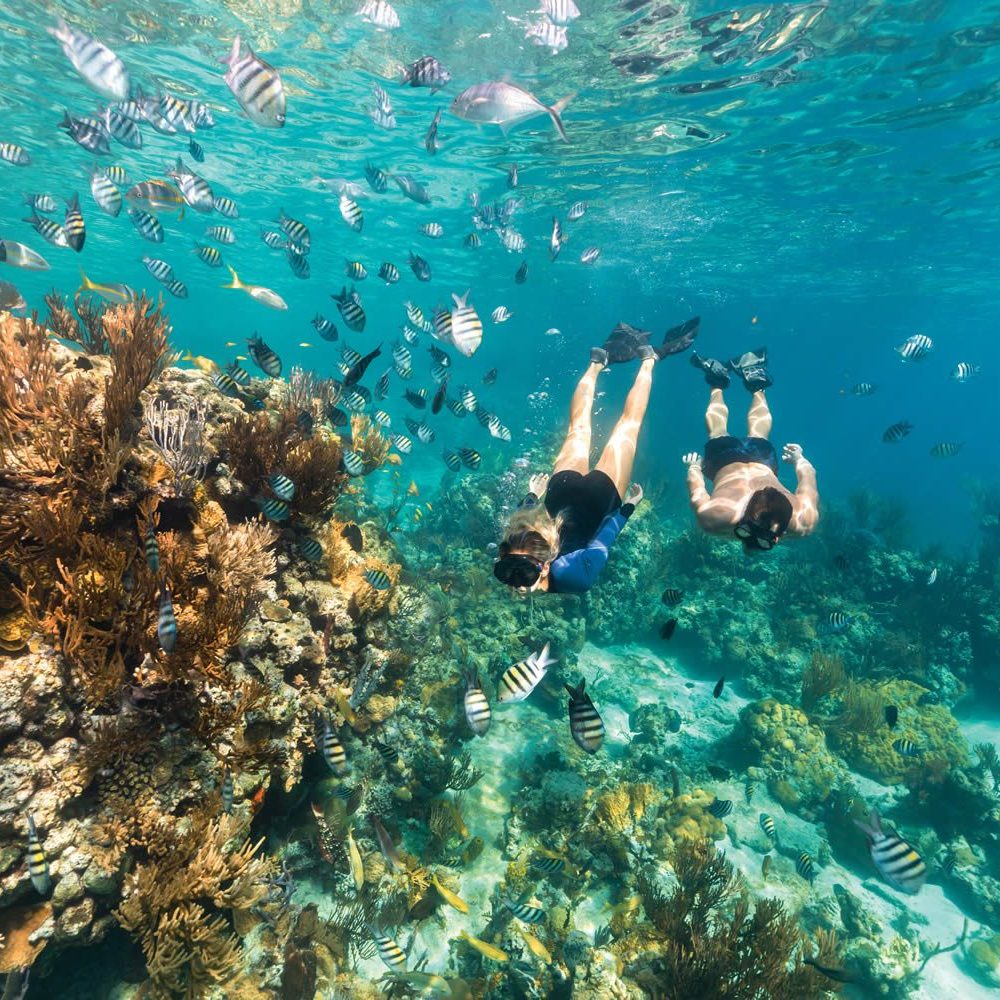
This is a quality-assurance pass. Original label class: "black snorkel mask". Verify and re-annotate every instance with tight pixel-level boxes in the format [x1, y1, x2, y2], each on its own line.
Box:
[734, 519, 778, 550]
[493, 553, 544, 588]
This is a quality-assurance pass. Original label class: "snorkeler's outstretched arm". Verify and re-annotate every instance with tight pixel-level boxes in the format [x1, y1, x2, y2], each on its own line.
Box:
[784, 443, 819, 535]
[684, 452, 711, 510]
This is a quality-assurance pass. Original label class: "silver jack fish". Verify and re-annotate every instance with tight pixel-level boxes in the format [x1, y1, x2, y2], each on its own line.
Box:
[451, 82, 572, 142]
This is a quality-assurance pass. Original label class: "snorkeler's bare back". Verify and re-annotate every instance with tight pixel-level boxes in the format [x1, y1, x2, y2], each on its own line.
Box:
[690, 461, 817, 537]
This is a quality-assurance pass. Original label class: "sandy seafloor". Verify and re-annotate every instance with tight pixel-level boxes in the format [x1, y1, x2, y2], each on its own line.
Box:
[297, 643, 999, 998]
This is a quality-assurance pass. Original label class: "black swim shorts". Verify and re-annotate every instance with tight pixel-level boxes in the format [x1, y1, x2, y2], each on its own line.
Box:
[545, 469, 622, 554]
[703, 436, 779, 481]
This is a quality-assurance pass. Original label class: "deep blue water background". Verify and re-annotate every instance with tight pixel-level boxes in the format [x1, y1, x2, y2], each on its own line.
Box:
[2, 0, 998, 550]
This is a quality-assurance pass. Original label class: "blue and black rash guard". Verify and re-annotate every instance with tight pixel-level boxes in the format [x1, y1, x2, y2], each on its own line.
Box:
[549, 503, 634, 594]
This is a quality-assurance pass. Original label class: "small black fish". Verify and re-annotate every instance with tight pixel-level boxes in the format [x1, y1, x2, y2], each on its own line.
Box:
[834, 554, 850, 571]
[482, 368, 498, 385]
[884, 705, 898, 729]
[431, 375, 449, 415]
[660, 618, 677, 640]
[404, 389, 427, 409]
[189, 137, 205, 162]
[342, 523, 364, 552]
[296, 410, 314, 438]
[514, 261, 528, 284]
[344, 344, 382, 387]
[713, 676, 725, 698]
[662, 588, 683, 606]
[803, 958, 857, 984]
[326, 404, 348, 427]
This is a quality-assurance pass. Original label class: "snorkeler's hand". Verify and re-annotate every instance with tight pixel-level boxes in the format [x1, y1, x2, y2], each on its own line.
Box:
[682, 452, 702, 468]
[624, 483, 644, 506]
[528, 472, 550, 497]
[782, 443, 804, 465]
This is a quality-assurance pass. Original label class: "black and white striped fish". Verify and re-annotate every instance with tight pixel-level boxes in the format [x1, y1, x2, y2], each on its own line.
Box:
[372, 409, 391, 427]
[206, 225, 236, 245]
[89, 167, 121, 216]
[23, 192, 56, 212]
[892, 738, 922, 757]
[498, 643, 557, 704]
[333, 287, 366, 331]
[850, 382, 877, 396]
[268, 473, 295, 501]
[319, 715, 349, 776]
[23, 212, 69, 249]
[142, 256, 174, 285]
[895, 333, 932, 362]
[169, 158, 214, 212]
[825, 611, 852, 633]
[379, 262, 400, 284]
[157, 586, 177, 653]
[375, 369, 391, 399]
[343, 451, 366, 476]
[128, 208, 162, 243]
[63, 195, 86, 252]
[708, 798, 733, 818]
[390, 433, 412, 454]
[248, 333, 282, 376]
[164, 278, 188, 298]
[951, 362, 979, 382]
[882, 420, 913, 443]
[221, 766, 234, 814]
[189, 137, 205, 162]
[48, 17, 130, 99]
[541, 0, 581, 25]
[549, 217, 564, 261]
[505, 900, 546, 924]
[223, 35, 286, 127]
[213, 371, 240, 396]
[190, 100, 215, 129]
[278, 210, 310, 250]
[463, 671, 491, 736]
[371, 928, 407, 970]
[287, 247, 310, 279]
[369, 106, 396, 130]
[0, 142, 29, 165]
[499, 227, 527, 253]
[420, 222, 444, 238]
[101, 106, 142, 148]
[434, 292, 483, 358]
[226, 362, 251, 385]
[759, 813, 777, 842]
[855, 810, 926, 894]
[158, 93, 195, 132]
[254, 496, 290, 521]
[403, 56, 451, 91]
[567, 200, 587, 221]
[491, 306, 512, 324]
[796, 851, 816, 883]
[365, 162, 390, 193]
[929, 441, 963, 458]
[443, 451, 461, 472]
[414, 420, 435, 444]
[297, 536, 323, 562]
[565, 679, 604, 753]
[359, 0, 401, 30]
[364, 569, 391, 591]
[260, 229, 287, 250]
[530, 856, 564, 874]
[195, 244, 223, 266]
[346, 260, 368, 281]
[458, 447, 480, 470]
[580, 247, 601, 264]
[487, 417, 511, 442]
[526, 19, 569, 52]
[464, 232, 481, 249]
[59, 111, 110, 154]
[340, 193, 364, 232]
[312, 314, 338, 342]
[25, 814, 51, 895]
[458, 386, 477, 412]
[213, 196, 239, 218]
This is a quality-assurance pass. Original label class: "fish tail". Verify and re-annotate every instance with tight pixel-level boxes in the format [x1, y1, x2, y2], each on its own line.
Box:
[223, 35, 241, 66]
[549, 93, 575, 143]
[77, 268, 93, 294]
[222, 265, 242, 290]
[46, 17, 70, 43]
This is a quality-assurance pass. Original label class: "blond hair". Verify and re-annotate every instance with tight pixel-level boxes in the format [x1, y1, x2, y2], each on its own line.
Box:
[500, 506, 564, 563]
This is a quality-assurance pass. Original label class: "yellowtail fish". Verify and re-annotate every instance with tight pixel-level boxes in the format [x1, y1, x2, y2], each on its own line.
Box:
[602, 895, 641, 917]
[26, 814, 50, 894]
[346, 826, 364, 891]
[0, 239, 50, 271]
[298, 342, 312, 348]
[222, 265, 288, 310]
[432, 873, 469, 913]
[78, 270, 135, 305]
[458, 930, 508, 963]
[225, 341, 238, 347]
[392, 972, 451, 997]
[516, 923, 553, 964]
[180, 350, 219, 375]
[125, 179, 185, 214]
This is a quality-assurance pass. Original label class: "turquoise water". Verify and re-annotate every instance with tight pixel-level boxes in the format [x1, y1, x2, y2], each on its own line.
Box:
[3, 1, 997, 542]
[3, 3, 1000, 998]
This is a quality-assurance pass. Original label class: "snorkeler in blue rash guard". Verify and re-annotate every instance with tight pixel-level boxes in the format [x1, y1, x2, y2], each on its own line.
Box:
[493, 319, 699, 594]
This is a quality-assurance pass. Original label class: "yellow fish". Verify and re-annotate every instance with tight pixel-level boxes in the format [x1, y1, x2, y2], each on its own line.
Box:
[408, 480, 419, 496]
[432, 873, 469, 914]
[222, 265, 288, 311]
[299, 342, 313, 348]
[516, 924, 552, 965]
[458, 930, 507, 962]
[236, 355, 248, 361]
[346, 826, 364, 892]
[181, 349, 219, 374]
[426, 502, 433, 512]
[225, 341, 238, 347]
[414, 509, 422, 521]
[78, 269, 136, 305]
[602, 895, 642, 917]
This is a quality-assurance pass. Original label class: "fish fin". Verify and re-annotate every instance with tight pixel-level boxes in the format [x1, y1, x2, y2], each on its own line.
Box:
[222, 265, 241, 290]
[46, 17, 70, 43]
[548, 93, 575, 143]
[223, 35, 241, 65]
[452, 289, 471, 308]
[77, 268, 91, 294]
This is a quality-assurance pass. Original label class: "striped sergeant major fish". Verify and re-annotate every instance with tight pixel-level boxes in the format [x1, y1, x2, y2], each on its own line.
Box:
[317, 714, 348, 776]
[48, 17, 130, 100]
[25, 814, 51, 894]
[497, 642, 557, 704]
[951, 362, 979, 382]
[463, 670, 491, 736]
[157, 586, 177, 652]
[882, 420, 913, 444]
[504, 899, 546, 924]
[370, 926, 407, 970]
[541, 0, 582, 25]
[565, 679, 605, 754]
[854, 810, 927, 894]
[895, 333, 932, 362]
[223, 35, 286, 127]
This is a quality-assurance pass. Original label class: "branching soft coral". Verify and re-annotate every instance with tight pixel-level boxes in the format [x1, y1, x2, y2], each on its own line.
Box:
[634, 841, 838, 998]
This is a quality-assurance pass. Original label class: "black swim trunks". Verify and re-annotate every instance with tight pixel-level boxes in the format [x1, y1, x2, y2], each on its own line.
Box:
[703, 436, 778, 481]
[545, 469, 622, 555]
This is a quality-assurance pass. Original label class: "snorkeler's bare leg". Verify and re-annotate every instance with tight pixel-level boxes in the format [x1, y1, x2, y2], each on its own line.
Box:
[596, 358, 654, 496]
[747, 390, 772, 439]
[706, 388, 729, 439]
[553, 361, 602, 474]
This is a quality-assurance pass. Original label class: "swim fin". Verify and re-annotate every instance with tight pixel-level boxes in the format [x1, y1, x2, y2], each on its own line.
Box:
[690, 352, 730, 389]
[730, 347, 772, 391]
[601, 322, 652, 364]
[657, 315, 700, 358]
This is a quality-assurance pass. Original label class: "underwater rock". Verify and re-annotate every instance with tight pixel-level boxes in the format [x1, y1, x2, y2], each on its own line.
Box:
[963, 933, 1000, 987]
[629, 702, 682, 744]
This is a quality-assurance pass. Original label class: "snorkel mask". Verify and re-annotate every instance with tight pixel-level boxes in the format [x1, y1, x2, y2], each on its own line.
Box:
[735, 487, 792, 552]
[493, 552, 544, 588]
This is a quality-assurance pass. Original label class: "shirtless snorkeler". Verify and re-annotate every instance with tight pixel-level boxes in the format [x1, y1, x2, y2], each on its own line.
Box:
[683, 348, 819, 550]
